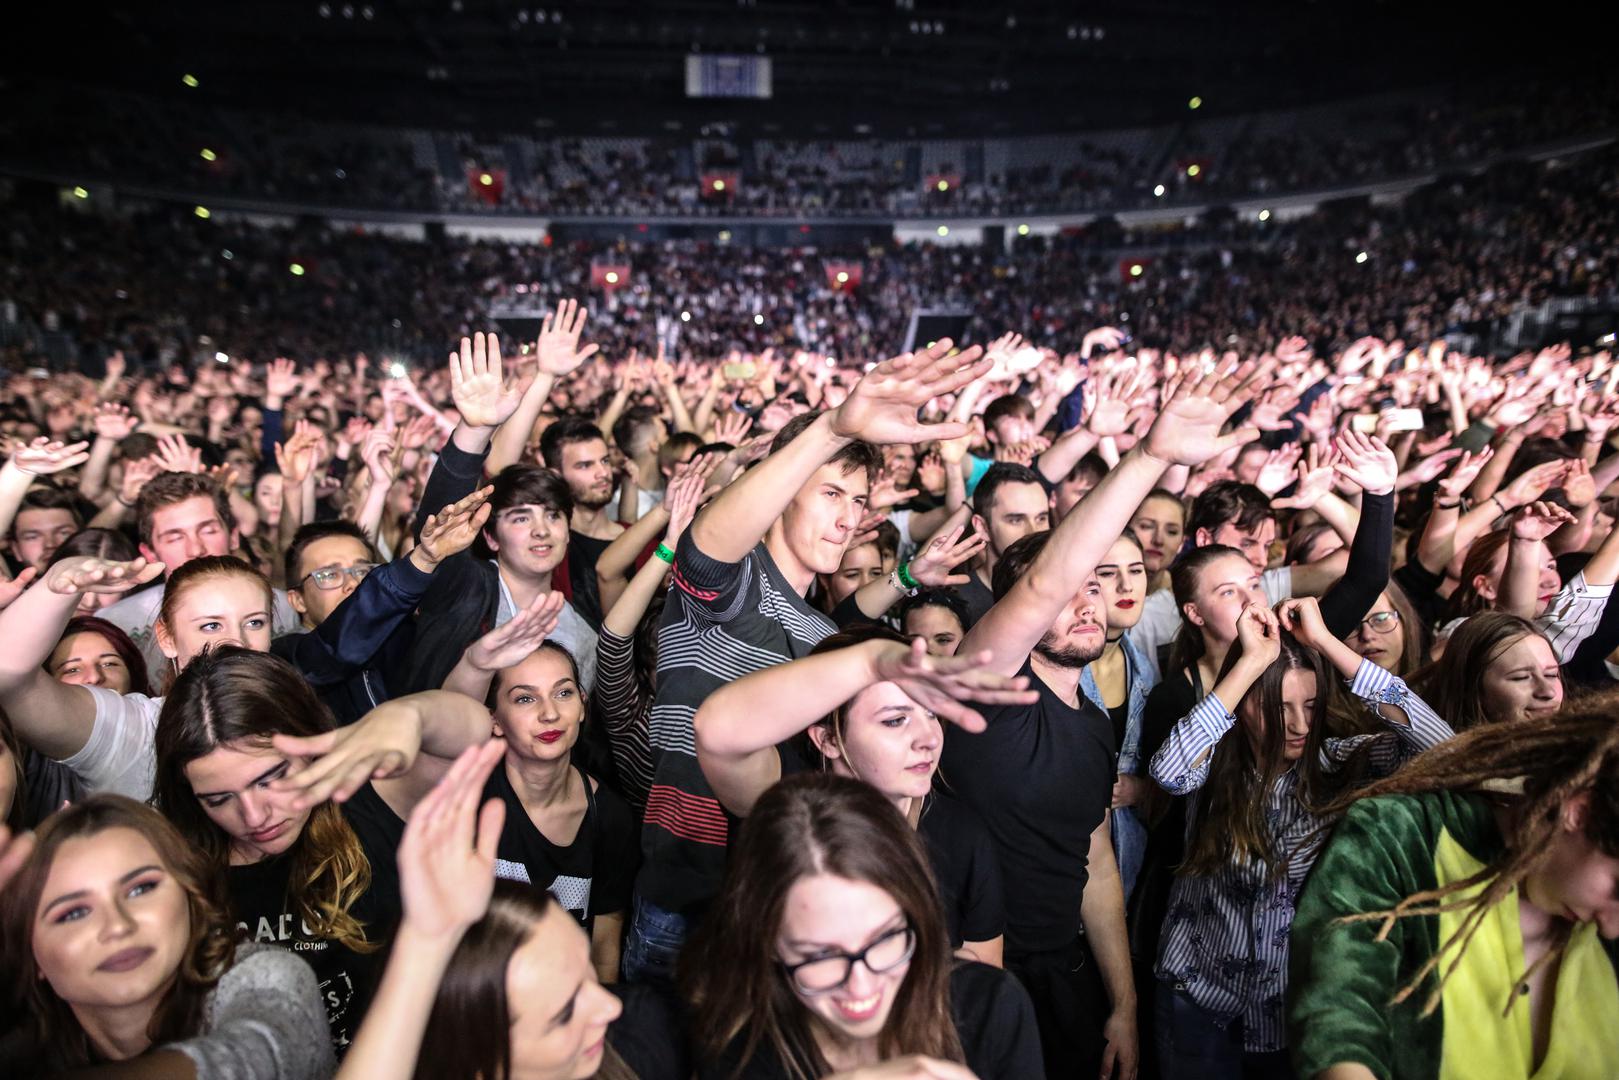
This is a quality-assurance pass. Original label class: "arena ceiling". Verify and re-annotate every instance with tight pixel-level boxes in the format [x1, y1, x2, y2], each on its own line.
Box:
[11, 1, 1584, 137]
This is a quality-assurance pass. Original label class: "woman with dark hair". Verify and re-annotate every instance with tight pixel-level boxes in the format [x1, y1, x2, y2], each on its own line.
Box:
[1340, 581, 1427, 678]
[1289, 702, 1619, 1080]
[0, 794, 332, 1077]
[338, 741, 666, 1080]
[1128, 488, 1187, 591]
[895, 588, 970, 658]
[1412, 611, 1563, 731]
[47, 614, 153, 696]
[1146, 596, 1452, 1078]
[153, 645, 494, 1051]
[695, 626, 1033, 967]
[682, 772, 1043, 1079]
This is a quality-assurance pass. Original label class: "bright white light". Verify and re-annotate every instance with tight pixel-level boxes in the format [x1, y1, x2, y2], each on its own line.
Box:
[680, 311, 692, 322]
[194, 206, 210, 219]
[1355, 251, 1369, 264]
[1017, 224, 1030, 235]
[289, 263, 305, 276]
[836, 271, 849, 283]
[753, 314, 764, 325]
[604, 271, 619, 284]
[1258, 209, 1271, 221]
[936, 226, 949, 237]
[1153, 184, 1165, 197]
[389, 362, 407, 378]
[214, 351, 229, 363]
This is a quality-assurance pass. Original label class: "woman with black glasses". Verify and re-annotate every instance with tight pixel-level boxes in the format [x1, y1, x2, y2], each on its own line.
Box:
[681, 773, 1045, 1079]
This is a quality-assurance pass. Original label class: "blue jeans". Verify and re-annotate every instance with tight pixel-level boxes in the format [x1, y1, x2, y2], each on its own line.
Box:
[1154, 982, 1295, 1080]
[621, 894, 689, 986]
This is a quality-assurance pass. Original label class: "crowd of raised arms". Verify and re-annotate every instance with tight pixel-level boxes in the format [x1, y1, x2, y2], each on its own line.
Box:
[2, 310, 1619, 1080]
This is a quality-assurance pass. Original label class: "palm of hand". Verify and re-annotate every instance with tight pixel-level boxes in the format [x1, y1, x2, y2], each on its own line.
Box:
[1087, 400, 1131, 437]
[1144, 396, 1229, 465]
[455, 372, 521, 428]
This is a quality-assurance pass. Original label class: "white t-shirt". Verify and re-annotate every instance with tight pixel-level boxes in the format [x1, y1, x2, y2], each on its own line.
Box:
[61, 685, 163, 801]
[492, 565, 600, 693]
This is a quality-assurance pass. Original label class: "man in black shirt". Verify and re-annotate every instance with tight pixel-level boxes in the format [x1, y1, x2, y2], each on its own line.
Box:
[959, 463, 1051, 628]
[940, 359, 1268, 1079]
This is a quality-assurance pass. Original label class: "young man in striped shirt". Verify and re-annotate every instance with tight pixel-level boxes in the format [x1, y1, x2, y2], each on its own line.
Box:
[622, 340, 990, 984]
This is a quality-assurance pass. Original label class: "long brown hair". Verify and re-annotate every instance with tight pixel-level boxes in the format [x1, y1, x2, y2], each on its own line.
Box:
[1165, 543, 1247, 677]
[1411, 612, 1550, 732]
[0, 795, 236, 1070]
[682, 773, 964, 1080]
[413, 883, 636, 1080]
[151, 646, 377, 953]
[1317, 700, 1619, 1014]
[1443, 529, 1511, 621]
[1179, 633, 1348, 880]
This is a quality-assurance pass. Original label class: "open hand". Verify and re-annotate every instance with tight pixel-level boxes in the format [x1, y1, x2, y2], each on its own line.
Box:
[45, 556, 164, 597]
[9, 437, 91, 476]
[831, 340, 989, 446]
[397, 740, 507, 942]
[536, 298, 600, 376]
[1511, 500, 1576, 542]
[92, 403, 140, 441]
[464, 591, 568, 673]
[450, 332, 524, 429]
[871, 639, 1039, 734]
[1332, 431, 1398, 495]
[416, 486, 493, 564]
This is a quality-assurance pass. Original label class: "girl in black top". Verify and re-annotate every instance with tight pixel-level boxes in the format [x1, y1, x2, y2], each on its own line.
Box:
[339, 741, 676, 1080]
[152, 646, 498, 1054]
[694, 624, 1037, 966]
[682, 773, 1045, 1080]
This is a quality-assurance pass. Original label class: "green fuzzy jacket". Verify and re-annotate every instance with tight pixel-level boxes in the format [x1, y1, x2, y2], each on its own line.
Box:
[1287, 790, 1619, 1080]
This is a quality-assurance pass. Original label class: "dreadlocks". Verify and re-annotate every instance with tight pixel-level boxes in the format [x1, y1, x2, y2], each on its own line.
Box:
[1317, 695, 1619, 1015]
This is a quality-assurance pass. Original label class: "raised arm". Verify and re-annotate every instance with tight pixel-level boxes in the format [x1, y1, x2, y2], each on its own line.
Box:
[694, 637, 1034, 816]
[844, 511, 985, 622]
[337, 741, 507, 1080]
[0, 556, 164, 760]
[487, 300, 598, 474]
[0, 438, 91, 543]
[1149, 603, 1280, 794]
[965, 360, 1265, 676]
[440, 592, 566, 703]
[692, 341, 989, 564]
[79, 404, 140, 503]
[1499, 503, 1574, 619]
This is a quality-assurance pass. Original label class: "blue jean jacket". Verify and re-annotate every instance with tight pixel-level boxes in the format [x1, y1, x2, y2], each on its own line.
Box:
[1081, 634, 1154, 902]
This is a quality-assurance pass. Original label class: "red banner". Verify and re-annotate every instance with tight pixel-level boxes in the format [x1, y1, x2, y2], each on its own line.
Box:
[824, 261, 863, 290]
[701, 172, 739, 199]
[591, 261, 631, 290]
[466, 167, 506, 205]
[1119, 257, 1153, 282]
[924, 172, 962, 193]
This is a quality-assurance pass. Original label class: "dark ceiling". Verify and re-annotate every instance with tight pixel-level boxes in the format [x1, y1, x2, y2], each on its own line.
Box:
[7, 1, 1590, 137]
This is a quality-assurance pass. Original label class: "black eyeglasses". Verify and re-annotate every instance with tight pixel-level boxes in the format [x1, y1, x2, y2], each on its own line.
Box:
[780, 924, 916, 995]
[296, 563, 375, 591]
[1355, 610, 1400, 634]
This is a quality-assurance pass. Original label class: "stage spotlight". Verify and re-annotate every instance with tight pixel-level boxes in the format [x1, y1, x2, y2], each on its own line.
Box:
[72, 186, 89, 199]
[1017, 224, 1030, 235]
[754, 314, 764, 324]
[479, 173, 493, 186]
[1189, 96, 1203, 110]
[182, 74, 199, 88]
[290, 263, 306, 276]
[681, 310, 692, 322]
[1129, 264, 1144, 277]
[836, 271, 849, 283]
[1187, 164, 1201, 178]
[1258, 209, 1271, 221]
[200, 148, 217, 161]
[194, 206, 211, 219]
[937, 226, 949, 236]
[1355, 251, 1369, 264]
[1153, 184, 1165, 197]
[937, 179, 949, 192]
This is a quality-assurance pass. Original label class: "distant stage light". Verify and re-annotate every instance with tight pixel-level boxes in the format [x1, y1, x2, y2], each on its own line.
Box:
[1355, 251, 1369, 264]
[680, 310, 692, 322]
[182, 74, 199, 88]
[1258, 209, 1271, 221]
[72, 186, 89, 199]
[1187, 164, 1201, 178]
[1189, 96, 1203, 110]
[754, 314, 764, 324]
[713, 179, 726, 191]
[289, 263, 306, 276]
[604, 271, 620, 284]
[1017, 224, 1030, 236]
[1153, 184, 1165, 197]
[194, 206, 210, 219]
[836, 271, 849, 283]
[200, 148, 217, 161]
[936, 179, 949, 192]
[479, 173, 493, 186]
[937, 226, 949, 236]
[1129, 264, 1144, 277]
[718, 230, 732, 242]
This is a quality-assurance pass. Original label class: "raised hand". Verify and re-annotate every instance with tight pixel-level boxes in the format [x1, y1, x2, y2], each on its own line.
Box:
[830, 340, 990, 446]
[118, 456, 162, 505]
[8, 437, 91, 476]
[1141, 357, 1267, 467]
[868, 471, 921, 512]
[103, 350, 127, 382]
[397, 740, 507, 942]
[92, 403, 140, 441]
[151, 434, 203, 475]
[1271, 442, 1340, 510]
[1511, 500, 1576, 542]
[1331, 431, 1397, 495]
[265, 357, 299, 401]
[360, 426, 400, 484]
[44, 556, 165, 597]
[449, 332, 523, 429]
[663, 467, 709, 545]
[1399, 447, 1465, 487]
[1275, 596, 1332, 653]
[1084, 369, 1141, 438]
[463, 591, 567, 673]
[270, 701, 427, 808]
[1254, 444, 1304, 496]
[536, 299, 600, 376]
[1562, 459, 1598, 509]
[712, 408, 753, 446]
[0, 566, 39, 611]
[1233, 600, 1282, 666]
[1500, 458, 1571, 511]
[340, 416, 374, 449]
[1436, 446, 1493, 499]
[871, 638, 1039, 734]
[273, 420, 320, 485]
[1082, 325, 1126, 358]
[416, 486, 494, 565]
[906, 515, 987, 589]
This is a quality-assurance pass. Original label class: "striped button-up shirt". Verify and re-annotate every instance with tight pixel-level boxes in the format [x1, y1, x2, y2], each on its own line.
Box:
[1147, 660, 1454, 1052]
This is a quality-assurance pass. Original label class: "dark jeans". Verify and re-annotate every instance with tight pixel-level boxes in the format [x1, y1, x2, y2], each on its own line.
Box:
[1154, 981, 1295, 1080]
[621, 893, 689, 986]
[1005, 935, 1109, 1078]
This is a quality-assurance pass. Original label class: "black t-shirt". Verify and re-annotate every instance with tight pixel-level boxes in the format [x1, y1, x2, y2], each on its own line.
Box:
[225, 785, 401, 1055]
[956, 574, 996, 630]
[938, 659, 1116, 954]
[568, 530, 615, 630]
[698, 962, 1045, 1079]
[917, 794, 1005, 948]
[609, 982, 693, 1080]
[488, 762, 639, 935]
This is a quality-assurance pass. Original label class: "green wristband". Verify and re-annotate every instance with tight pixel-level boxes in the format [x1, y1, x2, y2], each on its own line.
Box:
[896, 561, 919, 590]
[654, 542, 676, 565]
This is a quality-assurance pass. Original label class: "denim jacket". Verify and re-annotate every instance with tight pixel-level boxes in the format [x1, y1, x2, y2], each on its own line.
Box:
[1080, 633, 1154, 902]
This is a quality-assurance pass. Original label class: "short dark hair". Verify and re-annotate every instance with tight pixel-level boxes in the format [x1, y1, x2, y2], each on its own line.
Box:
[983, 393, 1035, 436]
[611, 405, 663, 456]
[476, 465, 574, 559]
[973, 462, 1046, 519]
[284, 520, 378, 586]
[48, 527, 138, 566]
[1189, 481, 1273, 541]
[1067, 453, 1107, 485]
[769, 411, 880, 483]
[896, 587, 969, 636]
[135, 472, 234, 548]
[660, 431, 705, 474]
[872, 519, 901, 560]
[992, 529, 1053, 600]
[12, 484, 83, 536]
[539, 416, 607, 470]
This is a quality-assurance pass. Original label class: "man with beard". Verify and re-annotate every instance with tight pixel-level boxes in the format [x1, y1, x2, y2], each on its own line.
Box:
[939, 360, 1267, 1080]
[540, 416, 625, 629]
